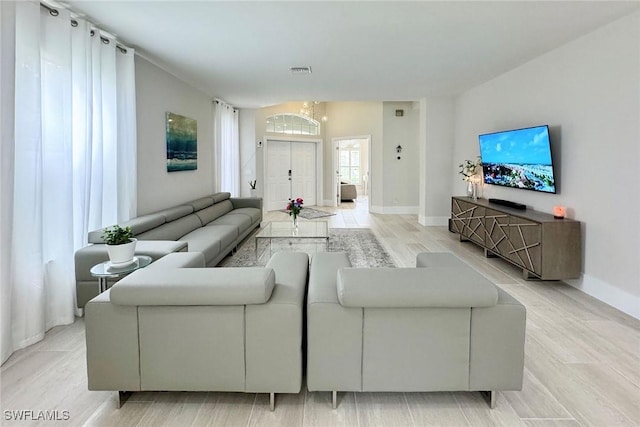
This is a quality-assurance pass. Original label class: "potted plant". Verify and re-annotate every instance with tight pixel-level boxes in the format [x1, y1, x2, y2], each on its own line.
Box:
[249, 180, 257, 197]
[459, 156, 482, 199]
[101, 225, 137, 266]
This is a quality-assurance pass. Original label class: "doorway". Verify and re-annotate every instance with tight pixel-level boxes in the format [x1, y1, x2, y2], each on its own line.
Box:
[332, 135, 371, 210]
[264, 137, 322, 211]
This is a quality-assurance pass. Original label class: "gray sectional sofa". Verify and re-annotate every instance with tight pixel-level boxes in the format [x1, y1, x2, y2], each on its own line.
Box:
[307, 251, 526, 408]
[75, 192, 262, 308]
[83, 248, 525, 410]
[85, 251, 309, 410]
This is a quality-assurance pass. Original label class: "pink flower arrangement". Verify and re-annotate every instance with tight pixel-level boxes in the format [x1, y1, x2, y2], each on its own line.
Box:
[286, 197, 304, 219]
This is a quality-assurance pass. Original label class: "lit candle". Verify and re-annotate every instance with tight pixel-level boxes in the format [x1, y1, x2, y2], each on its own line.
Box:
[553, 206, 566, 219]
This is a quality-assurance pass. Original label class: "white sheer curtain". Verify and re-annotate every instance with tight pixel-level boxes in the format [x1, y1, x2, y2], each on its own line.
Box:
[0, 1, 137, 364]
[0, 1, 17, 366]
[213, 100, 239, 196]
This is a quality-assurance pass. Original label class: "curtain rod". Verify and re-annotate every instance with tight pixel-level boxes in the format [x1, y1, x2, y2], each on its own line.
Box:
[40, 2, 130, 54]
[214, 99, 238, 112]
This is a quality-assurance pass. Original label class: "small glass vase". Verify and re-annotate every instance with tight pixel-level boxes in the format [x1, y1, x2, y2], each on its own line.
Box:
[292, 214, 298, 230]
[466, 181, 474, 198]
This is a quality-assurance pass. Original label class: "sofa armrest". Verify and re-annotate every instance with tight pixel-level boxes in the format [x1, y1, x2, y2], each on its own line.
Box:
[469, 286, 526, 391]
[230, 197, 262, 210]
[110, 268, 275, 305]
[245, 252, 309, 393]
[85, 290, 141, 391]
[75, 245, 110, 282]
[337, 267, 498, 308]
[307, 252, 364, 392]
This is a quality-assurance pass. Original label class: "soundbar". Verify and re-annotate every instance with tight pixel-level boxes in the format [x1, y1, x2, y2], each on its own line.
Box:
[488, 198, 526, 210]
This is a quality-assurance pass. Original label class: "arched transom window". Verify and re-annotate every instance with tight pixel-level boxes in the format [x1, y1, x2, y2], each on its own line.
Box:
[266, 114, 320, 136]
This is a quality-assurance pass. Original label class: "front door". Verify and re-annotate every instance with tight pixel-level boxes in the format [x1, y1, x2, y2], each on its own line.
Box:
[291, 142, 316, 206]
[265, 141, 316, 211]
[266, 141, 292, 211]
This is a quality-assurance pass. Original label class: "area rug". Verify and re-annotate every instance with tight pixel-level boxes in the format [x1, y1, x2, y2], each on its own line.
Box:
[279, 207, 335, 219]
[219, 228, 395, 267]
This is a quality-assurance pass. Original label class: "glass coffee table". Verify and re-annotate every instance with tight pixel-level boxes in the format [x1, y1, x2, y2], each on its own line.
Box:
[90, 255, 153, 293]
[254, 221, 329, 261]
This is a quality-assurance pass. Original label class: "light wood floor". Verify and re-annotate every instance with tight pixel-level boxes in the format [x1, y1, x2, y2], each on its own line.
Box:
[2, 198, 639, 426]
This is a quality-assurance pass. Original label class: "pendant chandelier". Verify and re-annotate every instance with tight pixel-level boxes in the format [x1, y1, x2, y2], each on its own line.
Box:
[300, 101, 328, 122]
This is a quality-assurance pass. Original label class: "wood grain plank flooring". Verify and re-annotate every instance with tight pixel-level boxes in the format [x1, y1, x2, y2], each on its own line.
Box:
[1, 197, 638, 426]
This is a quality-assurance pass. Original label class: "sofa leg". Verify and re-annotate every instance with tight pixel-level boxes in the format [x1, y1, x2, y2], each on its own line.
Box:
[481, 391, 497, 408]
[117, 391, 132, 408]
[332, 391, 337, 409]
[269, 392, 275, 411]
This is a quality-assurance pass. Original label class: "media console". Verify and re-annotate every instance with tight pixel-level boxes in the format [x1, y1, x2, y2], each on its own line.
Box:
[451, 197, 582, 280]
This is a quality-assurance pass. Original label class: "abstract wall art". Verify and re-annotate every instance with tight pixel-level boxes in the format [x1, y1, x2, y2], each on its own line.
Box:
[166, 112, 197, 172]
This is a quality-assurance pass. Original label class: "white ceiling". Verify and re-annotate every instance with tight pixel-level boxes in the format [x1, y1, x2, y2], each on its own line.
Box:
[66, 1, 640, 109]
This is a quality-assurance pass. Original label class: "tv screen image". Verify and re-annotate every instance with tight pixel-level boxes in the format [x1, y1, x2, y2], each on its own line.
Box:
[478, 125, 556, 194]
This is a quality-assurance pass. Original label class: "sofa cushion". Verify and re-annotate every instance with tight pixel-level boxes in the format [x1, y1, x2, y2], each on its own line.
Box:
[136, 214, 202, 241]
[181, 239, 220, 265]
[186, 196, 214, 211]
[213, 192, 231, 203]
[181, 224, 238, 252]
[209, 214, 252, 234]
[160, 205, 195, 222]
[110, 267, 276, 306]
[337, 267, 498, 308]
[145, 252, 205, 269]
[226, 208, 261, 224]
[195, 200, 233, 225]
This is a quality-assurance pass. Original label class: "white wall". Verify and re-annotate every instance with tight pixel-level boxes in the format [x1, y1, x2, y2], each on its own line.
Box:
[360, 137, 369, 192]
[324, 102, 384, 206]
[419, 96, 455, 225]
[135, 56, 214, 214]
[453, 12, 640, 318]
[381, 102, 420, 213]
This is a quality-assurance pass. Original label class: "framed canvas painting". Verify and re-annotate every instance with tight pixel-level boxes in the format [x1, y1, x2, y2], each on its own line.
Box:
[166, 112, 197, 172]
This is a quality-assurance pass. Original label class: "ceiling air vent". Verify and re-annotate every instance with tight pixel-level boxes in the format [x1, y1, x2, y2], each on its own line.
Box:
[290, 66, 312, 74]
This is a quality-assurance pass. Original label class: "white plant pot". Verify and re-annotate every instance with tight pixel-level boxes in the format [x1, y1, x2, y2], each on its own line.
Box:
[106, 239, 137, 266]
[250, 189, 257, 197]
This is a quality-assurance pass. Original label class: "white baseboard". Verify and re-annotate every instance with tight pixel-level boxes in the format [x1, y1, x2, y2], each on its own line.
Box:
[419, 215, 449, 226]
[370, 205, 419, 215]
[567, 274, 640, 320]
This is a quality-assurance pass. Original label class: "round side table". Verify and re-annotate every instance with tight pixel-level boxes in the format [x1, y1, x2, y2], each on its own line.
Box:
[90, 255, 152, 293]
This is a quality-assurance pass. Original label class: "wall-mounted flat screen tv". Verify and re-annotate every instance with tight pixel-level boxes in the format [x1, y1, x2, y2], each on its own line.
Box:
[478, 125, 556, 194]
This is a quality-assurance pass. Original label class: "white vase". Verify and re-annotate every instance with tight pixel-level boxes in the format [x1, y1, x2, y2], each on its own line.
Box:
[106, 239, 137, 266]
[250, 189, 257, 197]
